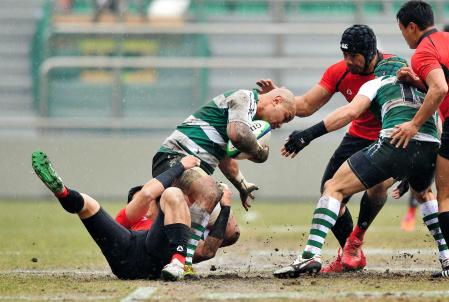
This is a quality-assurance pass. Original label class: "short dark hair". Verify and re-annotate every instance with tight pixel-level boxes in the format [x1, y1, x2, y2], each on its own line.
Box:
[127, 185, 143, 203]
[444, 24, 449, 32]
[396, 1, 434, 30]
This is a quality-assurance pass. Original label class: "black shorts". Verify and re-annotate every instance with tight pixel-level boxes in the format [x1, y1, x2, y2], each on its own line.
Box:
[321, 133, 375, 202]
[348, 138, 439, 193]
[152, 152, 185, 178]
[439, 119, 449, 160]
[82, 207, 172, 280]
[152, 151, 214, 177]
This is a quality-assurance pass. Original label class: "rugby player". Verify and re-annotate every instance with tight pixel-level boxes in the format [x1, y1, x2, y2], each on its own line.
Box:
[146, 87, 296, 272]
[274, 56, 449, 278]
[116, 183, 240, 264]
[257, 24, 395, 272]
[393, 1, 449, 278]
[32, 150, 201, 281]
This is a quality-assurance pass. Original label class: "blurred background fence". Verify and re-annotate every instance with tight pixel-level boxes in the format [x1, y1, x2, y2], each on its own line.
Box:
[0, 0, 448, 199]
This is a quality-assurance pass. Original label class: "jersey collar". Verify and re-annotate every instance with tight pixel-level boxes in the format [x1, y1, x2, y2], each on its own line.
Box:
[417, 28, 438, 46]
[252, 89, 260, 103]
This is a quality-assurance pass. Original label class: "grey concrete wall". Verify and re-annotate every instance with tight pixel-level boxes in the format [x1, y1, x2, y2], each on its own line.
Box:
[0, 130, 348, 201]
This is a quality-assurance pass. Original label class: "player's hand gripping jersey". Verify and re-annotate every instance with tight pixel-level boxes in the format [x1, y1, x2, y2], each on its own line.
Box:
[159, 89, 259, 174]
[358, 75, 439, 143]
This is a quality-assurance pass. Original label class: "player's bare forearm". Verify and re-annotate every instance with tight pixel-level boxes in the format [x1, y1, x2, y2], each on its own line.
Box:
[218, 158, 249, 194]
[295, 85, 332, 117]
[125, 179, 162, 222]
[227, 121, 268, 163]
[219, 158, 240, 186]
[412, 69, 449, 127]
[412, 88, 446, 128]
[193, 237, 223, 263]
[324, 95, 371, 132]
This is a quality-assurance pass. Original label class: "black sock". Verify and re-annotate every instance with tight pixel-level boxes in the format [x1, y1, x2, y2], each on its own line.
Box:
[357, 192, 387, 230]
[164, 223, 191, 258]
[331, 208, 353, 248]
[438, 211, 449, 250]
[58, 188, 84, 214]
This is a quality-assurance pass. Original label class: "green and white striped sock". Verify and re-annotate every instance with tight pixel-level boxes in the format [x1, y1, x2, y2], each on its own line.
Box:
[185, 204, 210, 267]
[421, 199, 449, 260]
[302, 195, 340, 259]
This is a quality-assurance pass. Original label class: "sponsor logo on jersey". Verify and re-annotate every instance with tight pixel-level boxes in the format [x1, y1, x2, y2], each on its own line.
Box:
[346, 89, 353, 95]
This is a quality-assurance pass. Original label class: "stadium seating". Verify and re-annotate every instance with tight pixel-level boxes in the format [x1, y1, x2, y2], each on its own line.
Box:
[28, 0, 449, 122]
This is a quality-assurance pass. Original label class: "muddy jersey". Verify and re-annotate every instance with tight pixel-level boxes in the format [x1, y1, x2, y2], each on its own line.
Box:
[411, 30, 449, 121]
[159, 89, 258, 173]
[319, 53, 394, 141]
[358, 76, 439, 142]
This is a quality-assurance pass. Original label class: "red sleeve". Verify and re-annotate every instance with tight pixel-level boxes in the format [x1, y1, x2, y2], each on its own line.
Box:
[115, 207, 133, 229]
[412, 46, 441, 82]
[318, 61, 347, 95]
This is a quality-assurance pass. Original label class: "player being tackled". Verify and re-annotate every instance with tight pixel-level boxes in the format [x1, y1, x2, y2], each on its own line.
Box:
[32, 149, 202, 281]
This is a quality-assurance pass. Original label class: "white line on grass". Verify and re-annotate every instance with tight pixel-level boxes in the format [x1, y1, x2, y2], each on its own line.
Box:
[0, 295, 114, 301]
[120, 287, 157, 302]
[204, 290, 449, 300]
[1, 269, 112, 276]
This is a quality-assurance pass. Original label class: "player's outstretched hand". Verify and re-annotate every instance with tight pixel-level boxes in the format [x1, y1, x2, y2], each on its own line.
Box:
[256, 79, 278, 94]
[219, 183, 232, 207]
[238, 181, 259, 211]
[181, 155, 200, 170]
[282, 130, 311, 158]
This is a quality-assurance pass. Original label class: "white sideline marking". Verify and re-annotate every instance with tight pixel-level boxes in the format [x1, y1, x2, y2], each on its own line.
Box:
[0, 295, 113, 301]
[120, 287, 157, 302]
[204, 290, 449, 300]
[1, 269, 112, 276]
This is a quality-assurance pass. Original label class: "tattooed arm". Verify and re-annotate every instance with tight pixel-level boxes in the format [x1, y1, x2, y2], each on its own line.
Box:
[227, 121, 269, 163]
[226, 90, 269, 163]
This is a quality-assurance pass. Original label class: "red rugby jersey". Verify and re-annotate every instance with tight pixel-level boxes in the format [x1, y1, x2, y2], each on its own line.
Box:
[411, 30, 449, 121]
[319, 53, 393, 141]
[115, 207, 153, 231]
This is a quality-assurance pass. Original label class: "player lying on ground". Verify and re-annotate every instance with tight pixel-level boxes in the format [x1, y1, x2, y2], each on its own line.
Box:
[147, 87, 296, 273]
[32, 150, 206, 281]
[274, 56, 449, 278]
[257, 24, 397, 273]
[116, 182, 239, 264]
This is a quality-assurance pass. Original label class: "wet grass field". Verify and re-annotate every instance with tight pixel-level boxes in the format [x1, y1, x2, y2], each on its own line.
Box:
[1, 199, 448, 301]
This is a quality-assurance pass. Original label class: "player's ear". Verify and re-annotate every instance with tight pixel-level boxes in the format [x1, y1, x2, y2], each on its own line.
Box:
[272, 95, 282, 105]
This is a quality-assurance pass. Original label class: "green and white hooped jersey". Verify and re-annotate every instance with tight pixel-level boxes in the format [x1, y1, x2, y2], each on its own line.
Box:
[159, 89, 259, 173]
[358, 76, 439, 143]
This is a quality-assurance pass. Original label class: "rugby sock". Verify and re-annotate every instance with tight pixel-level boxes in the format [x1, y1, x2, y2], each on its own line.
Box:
[164, 223, 190, 265]
[185, 204, 210, 266]
[422, 201, 449, 260]
[439, 212, 449, 244]
[331, 208, 353, 248]
[302, 195, 340, 259]
[57, 188, 84, 214]
[351, 225, 365, 241]
[357, 191, 386, 230]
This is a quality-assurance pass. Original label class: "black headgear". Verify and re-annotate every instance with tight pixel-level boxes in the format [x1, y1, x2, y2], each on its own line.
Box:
[340, 24, 377, 73]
